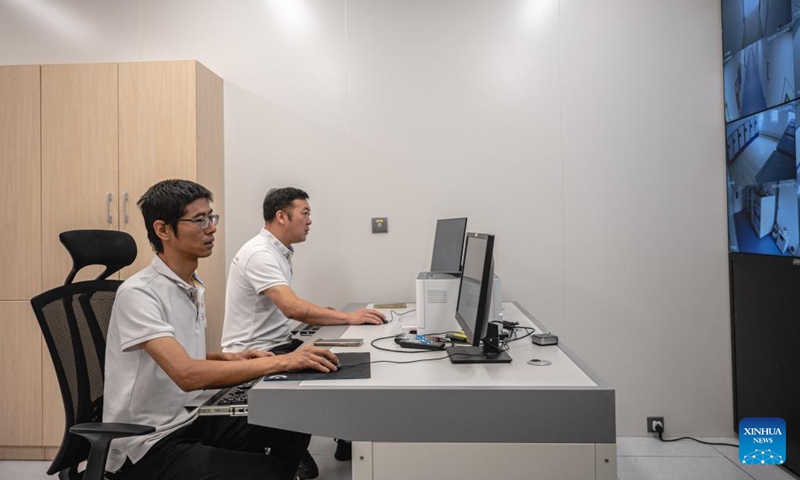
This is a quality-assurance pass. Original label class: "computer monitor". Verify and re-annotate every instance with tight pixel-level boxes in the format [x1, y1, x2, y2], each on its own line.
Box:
[446, 232, 512, 364]
[430, 217, 468, 273]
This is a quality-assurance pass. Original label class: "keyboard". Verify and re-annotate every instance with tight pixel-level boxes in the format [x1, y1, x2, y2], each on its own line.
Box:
[216, 378, 258, 406]
[292, 324, 321, 337]
[194, 378, 260, 416]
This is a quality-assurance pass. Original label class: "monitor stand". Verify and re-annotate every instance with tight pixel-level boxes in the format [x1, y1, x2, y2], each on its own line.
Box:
[446, 323, 512, 364]
[446, 345, 512, 364]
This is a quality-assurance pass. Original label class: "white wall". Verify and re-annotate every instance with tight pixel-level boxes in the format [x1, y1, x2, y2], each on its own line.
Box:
[559, 0, 730, 438]
[0, 0, 732, 437]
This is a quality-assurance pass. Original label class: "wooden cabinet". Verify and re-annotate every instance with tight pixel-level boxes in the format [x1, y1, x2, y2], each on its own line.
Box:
[117, 61, 226, 354]
[0, 303, 43, 447]
[0, 60, 225, 457]
[0, 65, 41, 300]
[0, 65, 44, 459]
[41, 63, 120, 289]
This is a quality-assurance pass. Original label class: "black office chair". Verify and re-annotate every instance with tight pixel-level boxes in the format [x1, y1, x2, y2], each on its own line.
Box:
[30, 230, 153, 480]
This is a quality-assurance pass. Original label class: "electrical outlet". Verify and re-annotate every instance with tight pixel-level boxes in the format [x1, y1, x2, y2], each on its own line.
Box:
[372, 217, 388, 233]
[647, 416, 664, 433]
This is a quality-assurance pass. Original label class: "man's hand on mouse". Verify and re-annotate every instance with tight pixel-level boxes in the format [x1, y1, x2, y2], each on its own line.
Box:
[345, 308, 386, 325]
[282, 345, 339, 372]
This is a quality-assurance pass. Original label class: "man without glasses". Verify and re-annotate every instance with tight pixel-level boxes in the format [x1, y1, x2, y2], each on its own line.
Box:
[222, 187, 386, 469]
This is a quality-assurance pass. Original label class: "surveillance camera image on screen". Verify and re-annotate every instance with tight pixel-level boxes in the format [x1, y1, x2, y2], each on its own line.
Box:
[721, 0, 800, 259]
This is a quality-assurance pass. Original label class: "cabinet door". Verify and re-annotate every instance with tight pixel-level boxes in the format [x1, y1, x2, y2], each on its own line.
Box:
[119, 61, 198, 277]
[0, 303, 43, 446]
[41, 64, 119, 290]
[0, 66, 41, 300]
[195, 62, 226, 352]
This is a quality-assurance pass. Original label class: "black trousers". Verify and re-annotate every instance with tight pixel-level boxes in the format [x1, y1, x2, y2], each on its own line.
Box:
[115, 416, 310, 480]
[270, 337, 304, 355]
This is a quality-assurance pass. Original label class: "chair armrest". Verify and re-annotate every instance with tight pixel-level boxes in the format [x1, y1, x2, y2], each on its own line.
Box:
[69, 423, 155, 480]
[71, 422, 155, 439]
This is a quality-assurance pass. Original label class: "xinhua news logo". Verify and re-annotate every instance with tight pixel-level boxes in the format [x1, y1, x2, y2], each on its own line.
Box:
[739, 417, 786, 465]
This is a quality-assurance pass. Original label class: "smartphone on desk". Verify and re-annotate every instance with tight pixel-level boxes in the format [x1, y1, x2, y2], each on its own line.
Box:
[313, 338, 363, 347]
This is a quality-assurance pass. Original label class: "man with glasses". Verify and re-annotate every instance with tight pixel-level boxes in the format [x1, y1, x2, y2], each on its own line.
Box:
[221, 187, 386, 471]
[103, 179, 339, 480]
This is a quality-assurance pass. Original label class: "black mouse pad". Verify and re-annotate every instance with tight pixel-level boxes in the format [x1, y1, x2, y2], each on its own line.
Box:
[262, 352, 371, 381]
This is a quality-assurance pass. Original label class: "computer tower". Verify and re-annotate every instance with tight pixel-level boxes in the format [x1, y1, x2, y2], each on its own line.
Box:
[415, 272, 503, 334]
[415, 272, 461, 333]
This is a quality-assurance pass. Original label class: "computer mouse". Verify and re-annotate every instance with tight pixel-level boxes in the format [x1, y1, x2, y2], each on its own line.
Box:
[334, 361, 342, 369]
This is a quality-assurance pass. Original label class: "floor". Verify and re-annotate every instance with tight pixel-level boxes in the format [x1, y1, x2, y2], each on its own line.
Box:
[729, 135, 778, 187]
[0, 436, 797, 480]
[732, 209, 784, 255]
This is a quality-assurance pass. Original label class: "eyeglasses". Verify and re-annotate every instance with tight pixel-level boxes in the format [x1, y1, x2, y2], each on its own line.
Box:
[175, 214, 220, 230]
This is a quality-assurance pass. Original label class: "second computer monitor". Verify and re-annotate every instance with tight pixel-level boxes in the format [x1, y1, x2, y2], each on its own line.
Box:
[447, 232, 511, 364]
[430, 217, 468, 273]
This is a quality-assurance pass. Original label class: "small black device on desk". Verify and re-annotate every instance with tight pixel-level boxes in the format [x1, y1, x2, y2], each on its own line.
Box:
[394, 333, 446, 350]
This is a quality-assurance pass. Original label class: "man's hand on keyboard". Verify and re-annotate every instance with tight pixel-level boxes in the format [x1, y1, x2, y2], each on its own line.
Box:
[282, 345, 339, 373]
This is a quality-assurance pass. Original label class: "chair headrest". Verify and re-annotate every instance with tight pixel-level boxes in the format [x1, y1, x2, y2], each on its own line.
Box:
[59, 230, 137, 284]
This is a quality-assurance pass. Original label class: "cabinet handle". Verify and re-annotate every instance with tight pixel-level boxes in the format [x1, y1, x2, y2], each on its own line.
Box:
[106, 193, 113, 224]
[123, 192, 130, 224]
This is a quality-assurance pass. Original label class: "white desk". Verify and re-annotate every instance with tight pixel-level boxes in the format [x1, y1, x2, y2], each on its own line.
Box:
[249, 302, 616, 480]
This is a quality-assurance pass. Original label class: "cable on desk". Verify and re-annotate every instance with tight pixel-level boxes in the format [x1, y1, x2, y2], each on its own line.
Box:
[492, 321, 536, 342]
[369, 332, 458, 353]
[482, 337, 509, 354]
[351, 321, 541, 367]
[507, 327, 536, 345]
[359, 333, 489, 365]
[369, 326, 531, 356]
[347, 351, 493, 368]
[385, 309, 416, 323]
[346, 356, 448, 367]
[486, 321, 536, 352]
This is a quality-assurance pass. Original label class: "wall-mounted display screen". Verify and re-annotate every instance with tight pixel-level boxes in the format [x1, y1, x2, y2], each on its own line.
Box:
[724, 0, 800, 256]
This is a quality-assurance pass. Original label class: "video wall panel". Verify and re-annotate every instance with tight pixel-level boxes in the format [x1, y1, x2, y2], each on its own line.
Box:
[724, 0, 800, 256]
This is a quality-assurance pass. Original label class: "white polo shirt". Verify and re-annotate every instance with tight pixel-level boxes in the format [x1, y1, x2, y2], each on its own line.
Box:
[222, 228, 294, 352]
[103, 256, 207, 472]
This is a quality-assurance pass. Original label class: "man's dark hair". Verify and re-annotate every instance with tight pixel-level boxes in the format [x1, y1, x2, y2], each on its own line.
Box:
[137, 179, 214, 253]
[263, 187, 309, 223]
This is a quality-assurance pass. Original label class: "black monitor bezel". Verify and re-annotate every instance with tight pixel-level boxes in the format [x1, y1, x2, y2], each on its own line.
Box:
[454, 232, 495, 347]
[430, 217, 468, 273]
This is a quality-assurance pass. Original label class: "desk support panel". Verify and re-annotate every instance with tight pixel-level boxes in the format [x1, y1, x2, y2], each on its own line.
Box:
[249, 387, 615, 444]
[352, 442, 617, 480]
